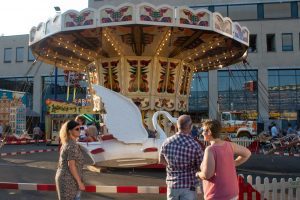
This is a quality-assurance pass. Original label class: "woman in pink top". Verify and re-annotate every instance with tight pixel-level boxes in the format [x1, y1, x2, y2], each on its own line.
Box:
[196, 120, 251, 200]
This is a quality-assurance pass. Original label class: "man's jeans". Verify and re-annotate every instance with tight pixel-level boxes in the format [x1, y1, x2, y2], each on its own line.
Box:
[167, 187, 197, 200]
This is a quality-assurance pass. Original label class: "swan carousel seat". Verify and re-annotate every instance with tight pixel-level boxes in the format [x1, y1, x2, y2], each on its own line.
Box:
[79, 85, 177, 168]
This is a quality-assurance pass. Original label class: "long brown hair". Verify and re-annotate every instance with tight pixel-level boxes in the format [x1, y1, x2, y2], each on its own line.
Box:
[59, 120, 79, 144]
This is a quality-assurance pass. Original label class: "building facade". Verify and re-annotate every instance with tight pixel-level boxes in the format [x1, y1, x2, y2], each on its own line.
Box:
[1, 0, 300, 130]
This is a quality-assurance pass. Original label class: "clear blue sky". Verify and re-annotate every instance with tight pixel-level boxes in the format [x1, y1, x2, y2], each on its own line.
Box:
[0, 0, 87, 36]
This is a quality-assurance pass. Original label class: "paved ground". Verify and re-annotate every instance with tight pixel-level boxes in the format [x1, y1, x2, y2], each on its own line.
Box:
[0, 144, 299, 199]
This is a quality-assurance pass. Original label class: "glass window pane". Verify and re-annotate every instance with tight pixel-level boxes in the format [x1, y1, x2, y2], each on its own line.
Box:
[189, 72, 208, 112]
[191, 6, 209, 10]
[298, 2, 300, 17]
[249, 34, 257, 53]
[279, 75, 296, 87]
[16, 47, 24, 62]
[264, 3, 291, 18]
[214, 6, 228, 17]
[269, 70, 278, 76]
[228, 4, 257, 20]
[266, 34, 276, 52]
[28, 48, 35, 61]
[282, 33, 293, 51]
[278, 69, 295, 76]
[218, 70, 257, 113]
[269, 75, 279, 88]
[4, 48, 12, 63]
[218, 76, 230, 91]
[269, 69, 299, 118]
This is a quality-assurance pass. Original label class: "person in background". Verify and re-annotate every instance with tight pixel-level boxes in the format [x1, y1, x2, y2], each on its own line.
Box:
[55, 120, 85, 200]
[86, 122, 98, 142]
[271, 122, 279, 138]
[159, 115, 204, 200]
[3, 122, 11, 136]
[75, 115, 88, 141]
[191, 125, 199, 139]
[33, 124, 42, 145]
[286, 123, 295, 135]
[197, 119, 251, 200]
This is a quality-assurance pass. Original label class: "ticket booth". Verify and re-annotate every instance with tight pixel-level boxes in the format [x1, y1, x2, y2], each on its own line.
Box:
[45, 99, 97, 145]
[45, 114, 77, 145]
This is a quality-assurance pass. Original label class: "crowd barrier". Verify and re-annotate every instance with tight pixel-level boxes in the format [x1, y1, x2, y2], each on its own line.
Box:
[4, 139, 51, 145]
[0, 148, 57, 157]
[1, 175, 299, 199]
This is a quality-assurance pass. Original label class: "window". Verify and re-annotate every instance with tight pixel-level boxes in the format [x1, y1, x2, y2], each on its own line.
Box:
[4, 48, 12, 63]
[291, 1, 298, 18]
[16, 47, 24, 62]
[268, 69, 299, 120]
[282, 33, 293, 51]
[249, 34, 257, 53]
[28, 48, 35, 61]
[218, 70, 258, 115]
[257, 3, 264, 19]
[214, 6, 228, 17]
[191, 6, 209, 10]
[189, 72, 208, 112]
[222, 113, 230, 121]
[228, 4, 257, 20]
[298, 2, 300, 18]
[266, 34, 276, 52]
[264, 3, 291, 18]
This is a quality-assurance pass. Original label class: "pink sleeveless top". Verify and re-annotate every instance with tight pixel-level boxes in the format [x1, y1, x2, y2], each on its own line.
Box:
[203, 141, 239, 200]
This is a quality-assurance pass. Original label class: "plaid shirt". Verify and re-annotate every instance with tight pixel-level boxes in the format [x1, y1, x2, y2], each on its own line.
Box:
[160, 132, 204, 189]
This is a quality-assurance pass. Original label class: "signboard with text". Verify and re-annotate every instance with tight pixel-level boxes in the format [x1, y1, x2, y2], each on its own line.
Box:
[46, 99, 96, 114]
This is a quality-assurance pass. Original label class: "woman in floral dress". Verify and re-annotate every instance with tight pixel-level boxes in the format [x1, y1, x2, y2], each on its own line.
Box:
[55, 120, 85, 200]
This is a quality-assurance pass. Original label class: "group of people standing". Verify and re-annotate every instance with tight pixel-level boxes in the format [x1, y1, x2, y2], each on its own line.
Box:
[55, 114, 251, 200]
[159, 115, 251, 200]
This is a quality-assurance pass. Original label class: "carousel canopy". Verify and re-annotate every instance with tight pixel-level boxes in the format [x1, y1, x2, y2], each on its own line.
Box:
[29, 3, 249, 72]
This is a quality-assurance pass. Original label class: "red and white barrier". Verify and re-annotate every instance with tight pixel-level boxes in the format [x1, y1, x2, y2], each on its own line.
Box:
[0, 175, 259, 195]
[4, 140, 51, 145]
[273, 152, 300, 157]
[1, 177, 299, 199]
[0, 182, 167, 194]
[0, 148, 57, 157]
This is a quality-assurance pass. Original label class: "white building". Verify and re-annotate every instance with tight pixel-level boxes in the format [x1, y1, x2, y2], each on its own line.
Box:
[1, 0, 300, 129]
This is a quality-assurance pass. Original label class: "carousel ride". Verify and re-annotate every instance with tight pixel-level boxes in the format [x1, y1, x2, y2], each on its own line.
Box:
[29, 3, 249, 167]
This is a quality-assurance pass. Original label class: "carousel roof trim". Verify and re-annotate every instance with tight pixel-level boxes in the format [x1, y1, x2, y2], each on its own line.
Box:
[29, 3, 249, 47]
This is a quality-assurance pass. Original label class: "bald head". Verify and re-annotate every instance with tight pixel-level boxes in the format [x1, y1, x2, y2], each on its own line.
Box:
[177, 115, 192, 133]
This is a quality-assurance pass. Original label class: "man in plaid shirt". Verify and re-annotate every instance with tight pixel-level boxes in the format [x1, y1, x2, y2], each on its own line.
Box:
[159, 115, 204, 200]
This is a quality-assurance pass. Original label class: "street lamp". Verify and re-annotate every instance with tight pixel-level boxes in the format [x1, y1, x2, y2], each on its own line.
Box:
[54, 6, 61, 13]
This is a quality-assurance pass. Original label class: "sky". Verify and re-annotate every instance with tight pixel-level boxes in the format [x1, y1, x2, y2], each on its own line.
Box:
[0, 0, 87, 36]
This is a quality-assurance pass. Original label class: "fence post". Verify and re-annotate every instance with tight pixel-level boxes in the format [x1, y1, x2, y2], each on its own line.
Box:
[296, 177, 300, 200]
[279, 178, 285, 200]
[271, 178, 278, 200]
[255, 176, 263, 200]
[263, 177, 270, 200]
[247, 175, 252, 200]
[238, 175, 245, 200]
[287, 178, 293, 200]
